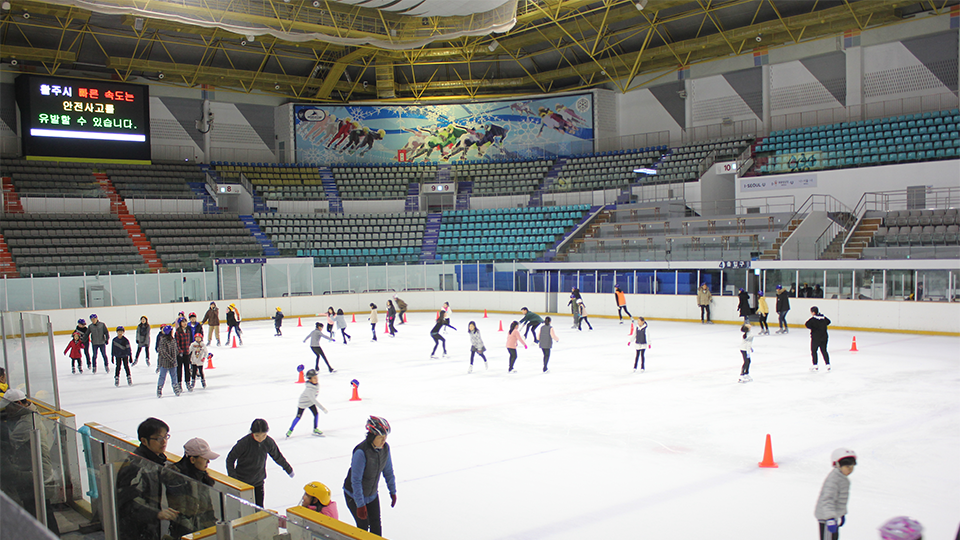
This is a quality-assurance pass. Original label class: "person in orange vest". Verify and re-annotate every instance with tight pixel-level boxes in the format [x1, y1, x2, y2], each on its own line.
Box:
[614, 286, 632, 324]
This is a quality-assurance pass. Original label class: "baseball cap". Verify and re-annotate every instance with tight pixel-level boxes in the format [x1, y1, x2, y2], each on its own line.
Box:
[4, 388, 27, 402]
[183, 438, 220, 460]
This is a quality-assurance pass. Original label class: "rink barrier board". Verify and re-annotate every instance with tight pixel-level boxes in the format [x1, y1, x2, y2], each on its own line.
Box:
[182, 510, 279, 539]
[286, 505, 384, 540]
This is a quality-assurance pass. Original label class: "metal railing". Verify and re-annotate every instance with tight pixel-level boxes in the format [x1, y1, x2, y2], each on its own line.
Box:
[770, 92, 960, 133]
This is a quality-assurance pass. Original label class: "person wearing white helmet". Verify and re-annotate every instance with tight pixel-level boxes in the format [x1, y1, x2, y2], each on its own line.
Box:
[878, 516, 923, 540]
[815, 448, 857, 539]
[342, 416, 396, 536]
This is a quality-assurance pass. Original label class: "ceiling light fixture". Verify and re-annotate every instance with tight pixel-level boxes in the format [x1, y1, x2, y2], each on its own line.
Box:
[635, 0, 647, 10]
[488, 40, 499, 52]
[158, 72, 164, 79]
[275, 83, 280, 90]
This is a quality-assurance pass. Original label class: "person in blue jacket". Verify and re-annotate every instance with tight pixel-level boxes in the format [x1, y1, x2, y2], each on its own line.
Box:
[342, 416, 396, 536]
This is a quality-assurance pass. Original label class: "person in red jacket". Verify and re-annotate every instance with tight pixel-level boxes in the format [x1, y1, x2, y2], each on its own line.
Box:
[64, 331, 84, 374]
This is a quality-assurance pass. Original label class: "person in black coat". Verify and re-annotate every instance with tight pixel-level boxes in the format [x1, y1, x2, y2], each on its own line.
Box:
[166, 438, 219, 540]
[775, 285, 791, 334]
[805, 306, 832, 371]
[226, 419, 294, 507]
[116, 417, 179, 540]
[736, 288, 751, 322]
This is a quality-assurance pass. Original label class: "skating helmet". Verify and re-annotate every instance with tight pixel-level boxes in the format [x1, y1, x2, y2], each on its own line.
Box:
[276, 307, 282, 311]
[878, 517, 923, 540]
[72, 331, 81, 338]
[305, 369, 318, 379]
[757, 290, 764, 297]
[90, 314, 98, 319]
[303, 482, 332, 506]
[229, 304, 236, 310]
[365, 416, 391, 437]
[78, 319, 86, 324]
[377, 129, 385, 138]
[116, 326, 125, 332]
[831, 448, 857, 467]
[776, 284, 783, 290]
[189, 312, 197, 318]
[162, 325, 173, 335]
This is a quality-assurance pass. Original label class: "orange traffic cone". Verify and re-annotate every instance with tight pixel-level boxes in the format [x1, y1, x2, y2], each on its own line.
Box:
[296, 371, 305, 384]
[758, 434, 779, 468]
[351, 313, 356, 323]
[205, 353, 216, 370]
[349, 379, 362, 402]
[627, 321, 634, 335]
[483, 309, 488, 318]
[850, 336, 858, 352]
[231, 336, 238, 349]
[384, 321, 390, 333]
[403, 313, 408, 323]
[498, 320, 503, 332]
[297, 317, 302, 327]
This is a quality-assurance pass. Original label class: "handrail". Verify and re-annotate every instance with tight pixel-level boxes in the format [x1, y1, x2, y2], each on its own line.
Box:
[778, 194, 854, 259]
[553, 205, 605, 255]
[697, 149, 719, 179]
[841, 187, 960, 255]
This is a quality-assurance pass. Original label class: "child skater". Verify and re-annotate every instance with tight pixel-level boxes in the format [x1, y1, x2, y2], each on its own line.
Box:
[133, 316, 150, 366]
[505, 321, 527, 373]
[577, 300, 593, 331]
[335, 309, 351, 344]
[326, 307, 336, 336]
[303, 322, 337, 373]
[756, 291, 770, 335]
[301, 481, 339, 519]
[75, 318, 91, 370]
[189, 332, 208, 390]
[65, 331, 84, 374]
[286, 369, 328, 438]
[538, 316, 559, 373]
[112, 326, 133, 387]
[466, 321, 487, 373]
[633, 317, 650, 373]
[226, 304, 243, 345]
[815, 448, 857, 540]
[429, 309, 455, 358]
[368, 303, 379, 342]
[738, 323, 755, 383]
[273, 307, 284, 337]
[385, 300, 397, 337]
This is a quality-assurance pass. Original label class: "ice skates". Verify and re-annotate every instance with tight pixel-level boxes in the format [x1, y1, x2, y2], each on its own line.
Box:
[468, 365, 473, 374]
[826, 365, 832, 371]
[115, 377, 120, 387]
[201, 378, 207, 388]
[313, 429, 324, 437]
[810, 366, 819, 372]
[157, 385, 163, 398]
[127, 375, 132, 386]
[286, 430, 293, 438]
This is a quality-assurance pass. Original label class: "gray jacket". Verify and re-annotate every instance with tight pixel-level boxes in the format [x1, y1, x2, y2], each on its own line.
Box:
[814, 467, 850, 520]
[297, 381, 327, 412]
[303, 329, 334, 347]
[88, 321, 110, 345]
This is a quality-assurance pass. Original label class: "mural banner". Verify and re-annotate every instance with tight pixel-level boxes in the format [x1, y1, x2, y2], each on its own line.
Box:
[294, 94, 593, 164]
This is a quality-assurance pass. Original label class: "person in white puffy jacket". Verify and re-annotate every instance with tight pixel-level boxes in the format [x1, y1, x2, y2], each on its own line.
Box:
[815, 448, 856, 540]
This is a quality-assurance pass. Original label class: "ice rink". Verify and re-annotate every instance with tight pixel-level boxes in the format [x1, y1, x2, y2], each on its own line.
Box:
[55, 310, 960, 540]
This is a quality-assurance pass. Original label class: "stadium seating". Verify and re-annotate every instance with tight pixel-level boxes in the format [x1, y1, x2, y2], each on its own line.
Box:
[1, 213, 147, 276]
[332, 163, 433, 199]
[137, 213, 262, 271]
[217, 164, 327, 201]
[105, 163, 201, 198]
[2, 159, 104, 197]
[453, 159, 552, 196]
[756, 109, 960, 173]
[551, 149, 662, 192]
[650, 138, 753, 183]
[255, 212, 426, 264]
[436, 205, 590, 262]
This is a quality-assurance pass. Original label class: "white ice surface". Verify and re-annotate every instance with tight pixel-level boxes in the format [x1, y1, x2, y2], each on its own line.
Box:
[55, 312, 960, 540]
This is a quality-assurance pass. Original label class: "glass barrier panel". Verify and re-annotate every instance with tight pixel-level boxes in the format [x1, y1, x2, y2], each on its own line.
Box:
[367, 265, 387, 293]
[559, 271, 578, 294]
[406, 263, 427, 292]
[348, 265, 368, 294]
[265, 264, 289, 298]
[134, 272, 162, 306]
[204, 270, 219, 302]
[32, 276, 61, 311]
[160, 272, 185, 304]
[825, 270, 852, 300]
[884, 269, 913, 300]
[2, 312, 25, 399]
[796, 270, 824, 299]
[723, 269, 748, 296]
[0, 406, 60, 534]
[110, 273, 137, 307]
[290, 263, 312, 296]
[6, 278, 33, 311]
[677, 270, 698, 295]
[0, 277, 6, 312]
[239, 266, 263, 299]
[329, 266, 351, 294]
[385, 264, 405, 293]
[20, 313, 56, 409]
[579, 270, 597, 294]
[916, 270, 950, 302]
[424, 263, 450, 292]
[183, 272, 208, 303]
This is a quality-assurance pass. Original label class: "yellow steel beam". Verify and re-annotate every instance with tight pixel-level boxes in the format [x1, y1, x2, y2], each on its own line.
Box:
[0, 44, 76, 63]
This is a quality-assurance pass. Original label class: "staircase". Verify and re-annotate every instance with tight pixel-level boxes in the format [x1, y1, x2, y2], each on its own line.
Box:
[456, 180, 472, 211]
[419, 212, 442, 262]
[94, 174, 164, 271]
[531, 157, 567, 207]
[187, 182, 219, 213]
[0, 233, 19, 278]
[405, 183, 420, 212]
[319, 167, 343, 213]
[240, 215, 279, 257]
[818, 234, 846, 260]
[759, 218, 803, 260]
[841, 217, 882, 260]
[2, 177, 24, 213]
[552, 206, 610, 262]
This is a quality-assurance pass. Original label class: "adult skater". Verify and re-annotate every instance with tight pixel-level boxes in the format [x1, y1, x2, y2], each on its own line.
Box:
[505, 321, 527, 373]
[736, 288, 751, 322]
[815, 448, 856, 540]
[175, 318, 192, 390]
[368, 303, 379, 342]
[567, 287, 582, 328]
[576, 300, 593, 331]
[134, 316, 151, 366]
[385, 300, 398, 337]
[633, 317, 650, 373]
[116, 418, 177, 540]
[165, 438, 219, 540]
[112, 326, 133, 387]
[394, 295, 407, 324]
[303, 322, 337, 373]
[806, 306, 832, 371]
[156, 325, 181, 397]
[88, 314, 110, 374]
[273, 307, 284, 337]
[226, 419, 294, 507]
[756, 291, 770, 335]
[335, 309, 351, 344]
[614, 286, 632, 323]
[697, 283, 713, 324]
[775, 284, 791, 333]
[188, 333, 208, 390]
[201, 302, 221, 346]
[343, 416, 397, 536]
[429, 309, 454, 358]
[286, 370, 329, 438]
[538, 317, 559, 373]
[519, 307, 543, 343]
[226, 304, 243, 345]
[738, 323, 755, 383]
[75, 318, 91, 369]
[466, 321, 487, 373]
